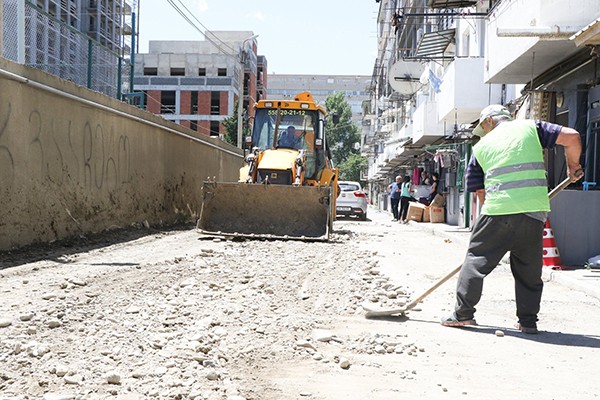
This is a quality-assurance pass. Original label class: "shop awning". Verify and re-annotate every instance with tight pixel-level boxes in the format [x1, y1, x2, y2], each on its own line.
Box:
[570, 17, 600, 47]
[414, 29, 455, 58]
[428, 0, 477, 8]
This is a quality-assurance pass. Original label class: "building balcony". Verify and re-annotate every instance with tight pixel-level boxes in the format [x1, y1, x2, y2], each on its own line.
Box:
[485, 0, 600, 83]
[438, 57, 504, 125]
[412, 97, 444, 146]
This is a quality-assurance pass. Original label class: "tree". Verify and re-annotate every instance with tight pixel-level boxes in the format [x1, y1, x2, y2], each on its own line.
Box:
[324, 92, 361, 166]
[338, 153, 368, 182]
[324, 92, 367, 182]
[221, 99, 239, 146]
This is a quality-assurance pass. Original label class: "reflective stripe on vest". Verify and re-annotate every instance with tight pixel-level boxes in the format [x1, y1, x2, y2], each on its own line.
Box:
[485, 161, 546, 180]
[473, 120, 550, 215]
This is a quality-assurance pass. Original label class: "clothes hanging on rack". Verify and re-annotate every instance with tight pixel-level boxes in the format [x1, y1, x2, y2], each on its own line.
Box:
[412, 167, 420, 185]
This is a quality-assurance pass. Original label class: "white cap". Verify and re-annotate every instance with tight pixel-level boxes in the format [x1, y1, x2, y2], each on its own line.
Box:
[473, 104, 512, 136]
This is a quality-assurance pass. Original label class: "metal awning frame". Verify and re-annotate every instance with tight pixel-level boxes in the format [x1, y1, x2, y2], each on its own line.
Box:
[428, 0, 478, 9]
[414, 29, 456, 58]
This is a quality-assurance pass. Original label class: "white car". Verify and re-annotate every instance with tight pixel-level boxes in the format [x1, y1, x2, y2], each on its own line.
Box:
[336, 181, 368, 220]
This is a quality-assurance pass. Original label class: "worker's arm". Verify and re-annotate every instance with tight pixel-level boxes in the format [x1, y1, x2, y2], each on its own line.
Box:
[555, 127, 583, 182]
[475, 189, 485, 205]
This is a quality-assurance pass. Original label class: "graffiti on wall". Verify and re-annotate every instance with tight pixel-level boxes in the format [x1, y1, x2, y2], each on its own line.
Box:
[0, 102, 14, 187]
[0, 101, 131, 191]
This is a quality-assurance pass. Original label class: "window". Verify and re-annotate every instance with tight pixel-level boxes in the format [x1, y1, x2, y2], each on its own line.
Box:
[210, 121, 220, 137]
[198, 68, 206, 76]
[243, 73, 249, 96]
[170, 67, 185, 76]
[211, 92, 220, 115]
[143, 67, 157, 76]
[217, 68, 227, 76]
[190, 120, 197, 131]
[340, 183, 360, 192]
[160, 91, 176, 114]
[191, 92, 198, 114]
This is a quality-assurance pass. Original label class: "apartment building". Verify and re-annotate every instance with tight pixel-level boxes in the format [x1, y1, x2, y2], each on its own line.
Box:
[133, 32, 266, 138]
[366, 0, 600, 263]
[1, 0, 133, 97]
[365, 0, 513, 226]
[267, 74, 371, 123]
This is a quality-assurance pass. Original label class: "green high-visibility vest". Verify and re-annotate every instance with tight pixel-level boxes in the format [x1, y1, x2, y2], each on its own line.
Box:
[473, 119, 549, 215]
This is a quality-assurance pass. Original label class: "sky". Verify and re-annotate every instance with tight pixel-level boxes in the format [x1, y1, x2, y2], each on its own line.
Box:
[136, 0, 379, 76]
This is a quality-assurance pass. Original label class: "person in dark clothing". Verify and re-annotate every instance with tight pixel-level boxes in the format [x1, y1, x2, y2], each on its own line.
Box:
[441, 104, 582, 334]
[420, 170, 431, 185]
[388, 175, 403, 221]
[427, 172, 440, 204]
[278, 126, 305, 149]
[399, 175, 414, 224]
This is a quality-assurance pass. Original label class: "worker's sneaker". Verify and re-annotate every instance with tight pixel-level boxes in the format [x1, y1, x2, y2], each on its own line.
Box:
[440, 314, 477, 327]
[516, 323, 538, 334]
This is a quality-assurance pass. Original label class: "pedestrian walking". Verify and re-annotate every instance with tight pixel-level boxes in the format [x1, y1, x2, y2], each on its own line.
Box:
[441, 104, 582, 334]
[388, 176, 403, 221]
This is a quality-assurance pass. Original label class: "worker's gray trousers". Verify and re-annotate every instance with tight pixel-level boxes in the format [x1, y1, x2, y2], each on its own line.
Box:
[454, 214, 544, 328]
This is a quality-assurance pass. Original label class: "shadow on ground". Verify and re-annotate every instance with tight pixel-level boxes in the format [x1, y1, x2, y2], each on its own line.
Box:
[0, 223, 195, 271]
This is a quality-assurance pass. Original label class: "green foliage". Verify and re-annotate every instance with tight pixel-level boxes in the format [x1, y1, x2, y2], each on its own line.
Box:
[338, 153, 368, 182]
[324, 92, 361, 167]
[221, 100, 239, 146]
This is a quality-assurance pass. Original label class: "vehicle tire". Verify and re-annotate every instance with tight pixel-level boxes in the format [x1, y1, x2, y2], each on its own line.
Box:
[360, 213, 367, 221]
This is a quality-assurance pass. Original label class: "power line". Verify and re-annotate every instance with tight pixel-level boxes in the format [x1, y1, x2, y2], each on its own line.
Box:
[171, 0, 238, 55]
[165, 0, 238, 59]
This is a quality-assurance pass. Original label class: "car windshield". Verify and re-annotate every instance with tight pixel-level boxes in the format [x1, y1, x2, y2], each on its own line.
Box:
[251, 108, 326, 180]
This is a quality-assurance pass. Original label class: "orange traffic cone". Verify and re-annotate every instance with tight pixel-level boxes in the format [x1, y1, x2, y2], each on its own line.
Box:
[542, 219, 564, 270]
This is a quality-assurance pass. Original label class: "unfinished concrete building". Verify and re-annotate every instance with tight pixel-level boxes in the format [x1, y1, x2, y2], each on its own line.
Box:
[133, 31, 266, 138]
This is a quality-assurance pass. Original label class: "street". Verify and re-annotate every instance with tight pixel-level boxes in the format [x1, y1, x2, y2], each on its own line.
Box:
[1, 208, 600, 400]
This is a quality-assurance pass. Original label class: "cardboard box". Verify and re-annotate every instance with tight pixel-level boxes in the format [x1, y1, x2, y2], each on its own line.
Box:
[430, 206, 445, 223]
[422, 206, 431, 222]
[431, 194, 446, 207]
[407, 202, 426, 222]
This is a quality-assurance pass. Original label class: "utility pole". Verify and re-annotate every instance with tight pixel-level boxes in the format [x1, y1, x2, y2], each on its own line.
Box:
[237, 34, 259, 148]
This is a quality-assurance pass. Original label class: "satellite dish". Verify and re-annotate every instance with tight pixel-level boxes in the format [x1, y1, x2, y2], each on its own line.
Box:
[388, 61, 426, 95]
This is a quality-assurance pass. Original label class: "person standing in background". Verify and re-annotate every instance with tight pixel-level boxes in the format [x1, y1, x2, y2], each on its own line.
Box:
[399, 176, 414, 224]
[388, 176, 403, 221]
[427, 172, 440, 204]
[420, 170, 431, 185]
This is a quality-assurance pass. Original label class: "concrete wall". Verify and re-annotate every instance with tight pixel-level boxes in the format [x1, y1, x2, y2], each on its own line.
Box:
[0, 58, 243, 251]
[550, 191, 600, 266]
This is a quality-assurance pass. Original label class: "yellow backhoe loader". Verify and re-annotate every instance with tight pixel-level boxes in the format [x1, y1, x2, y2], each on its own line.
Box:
[197, 92, 339, 240]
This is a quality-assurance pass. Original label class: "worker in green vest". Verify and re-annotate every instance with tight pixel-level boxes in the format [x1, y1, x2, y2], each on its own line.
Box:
[441, 104, 582, 334]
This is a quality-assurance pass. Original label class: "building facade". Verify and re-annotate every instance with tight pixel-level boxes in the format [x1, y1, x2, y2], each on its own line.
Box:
[365, 0, 515, 226]
[365, 0, 600, 264]
[133, 31, 266, 138]
[1, 0, 133, 97]
[267, 74, 371, 124]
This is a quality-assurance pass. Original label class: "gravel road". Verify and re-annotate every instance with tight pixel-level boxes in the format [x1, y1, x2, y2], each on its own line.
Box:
[1, 209, 600, 400]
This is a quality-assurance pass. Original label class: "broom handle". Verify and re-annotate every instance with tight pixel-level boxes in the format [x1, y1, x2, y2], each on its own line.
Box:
[549, 170, 583, 200]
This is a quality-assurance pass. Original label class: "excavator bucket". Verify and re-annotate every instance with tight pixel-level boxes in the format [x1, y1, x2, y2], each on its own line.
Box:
[197, 182, 332, 241]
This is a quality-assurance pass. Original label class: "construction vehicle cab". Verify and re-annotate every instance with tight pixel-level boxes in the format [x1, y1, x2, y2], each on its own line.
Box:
[197, 92, 338, 241]
[243, 92, 333, 186]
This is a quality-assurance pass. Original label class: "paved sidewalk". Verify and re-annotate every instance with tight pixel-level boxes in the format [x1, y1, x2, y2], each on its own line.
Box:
[369, 206, 600, 301]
